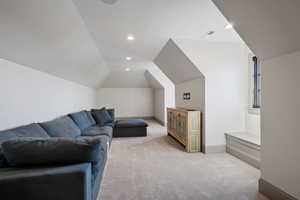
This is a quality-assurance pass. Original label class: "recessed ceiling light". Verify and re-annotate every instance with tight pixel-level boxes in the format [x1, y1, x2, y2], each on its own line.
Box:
[127, 35, 135, 41]
[126, 57, 132, 61]
[225, 23, 233, 29]
[125, 67, 131, 71]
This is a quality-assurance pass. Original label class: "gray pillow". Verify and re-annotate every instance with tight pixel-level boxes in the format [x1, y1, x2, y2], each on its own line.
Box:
[69, 110, 96, 131]
[91, 107, 113, 126]
[106, 109, 115, 122]
[40, 116, 81, 138]
[2, 137, 106, 167]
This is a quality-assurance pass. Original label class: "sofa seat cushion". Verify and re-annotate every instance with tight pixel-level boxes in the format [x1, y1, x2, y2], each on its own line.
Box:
[115, 119, 148, 128]
[40, 116, 81, 138]
[2, 137, 107, 167]
[82, 126, 112, 138]
[91, 108, 113, 126]
[69, 110, 96, 132]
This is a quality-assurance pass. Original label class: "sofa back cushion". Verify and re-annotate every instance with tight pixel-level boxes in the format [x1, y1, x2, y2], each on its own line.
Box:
[40, 116, 81, 138]
[91, 108, 113, 126]
[69, 110, 96, 132]
[11, 123, 50, 138]
[2, 137, 105, 167]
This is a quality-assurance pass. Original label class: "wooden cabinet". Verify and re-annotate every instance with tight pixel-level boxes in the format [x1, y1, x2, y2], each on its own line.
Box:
[167, 108, 202, 152]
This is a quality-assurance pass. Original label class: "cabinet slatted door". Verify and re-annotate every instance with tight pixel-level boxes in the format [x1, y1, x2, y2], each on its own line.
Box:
[167, 108, 201, 152]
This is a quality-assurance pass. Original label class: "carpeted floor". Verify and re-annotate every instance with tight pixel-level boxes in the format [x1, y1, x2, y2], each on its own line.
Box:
[99, 120, 268, 200]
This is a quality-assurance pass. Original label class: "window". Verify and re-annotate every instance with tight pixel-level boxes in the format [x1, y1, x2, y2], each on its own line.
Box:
[252, 56, 261, 108]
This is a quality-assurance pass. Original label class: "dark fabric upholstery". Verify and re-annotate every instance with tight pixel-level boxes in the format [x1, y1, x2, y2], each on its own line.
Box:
[69, 111, 96, 132]
[11, 123, 50, 138]
[0, 150, 7, 168]
[114, 119, 148, 128]
[76, 135, 109, 200]
[113, 127, 147, 137]
[91, 108, 112, 126]
[86, 111, 96, 125]
[82, 126, 113, 138]
[0, 107, 114, 200]
[0, 163, 92, 200]
[0, 123, 49, 168]
[2, 137, 106, 167]
[104, 122, 114, 127]
[106, 109, 115, 122]
[40, 116, 81, 137]
[0, 130, 18, 146]
[0, 123, 49, 144]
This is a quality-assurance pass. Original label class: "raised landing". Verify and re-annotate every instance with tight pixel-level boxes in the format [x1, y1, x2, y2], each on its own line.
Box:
[225, 132, 261, 169]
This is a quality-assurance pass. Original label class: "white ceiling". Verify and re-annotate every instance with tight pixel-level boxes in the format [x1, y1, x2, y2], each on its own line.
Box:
[212, 0, 300, 60]
[0, 0, 243, 88]
[73, 0, 243, 73]
[0, 0, 109, 88]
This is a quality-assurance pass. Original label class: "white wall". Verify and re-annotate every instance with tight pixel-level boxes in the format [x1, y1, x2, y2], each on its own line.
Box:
[175, 40, 249, 152]
[154, 89, 165, 124]
[246, 113, 260, 135]
[175, 78, 205, 112]
[261, 50, 300, 199]
[0, 59, 96, 131]
[147, 66, 175, 124]
[96, 88, 154, 118]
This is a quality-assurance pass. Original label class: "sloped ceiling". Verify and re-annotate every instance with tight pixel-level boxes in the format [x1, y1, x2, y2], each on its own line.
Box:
[212, 0, 300, 60]
[0, 0, 244, 88]
[0, 0, 109, 88]
[154, 39, 203, 84]
[144, 71, 163, 89]
[73, 0, 242, 87]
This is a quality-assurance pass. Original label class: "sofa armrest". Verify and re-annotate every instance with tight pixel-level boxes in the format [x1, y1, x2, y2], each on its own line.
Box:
[0, 163, 92, 200]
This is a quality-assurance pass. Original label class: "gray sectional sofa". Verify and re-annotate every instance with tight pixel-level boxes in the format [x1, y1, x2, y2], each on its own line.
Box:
[0, 108, 115, 200]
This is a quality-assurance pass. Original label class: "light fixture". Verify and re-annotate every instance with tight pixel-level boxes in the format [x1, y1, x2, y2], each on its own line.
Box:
[225, 23, 233, 29]
[126, 57, 132, 61]
[125, 67, 131, 72]
[127, 35, 135, 41]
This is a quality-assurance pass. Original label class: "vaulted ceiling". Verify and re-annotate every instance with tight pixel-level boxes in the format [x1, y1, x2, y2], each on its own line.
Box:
[212, 0, 300, 60]
[0, 0, 243, 88]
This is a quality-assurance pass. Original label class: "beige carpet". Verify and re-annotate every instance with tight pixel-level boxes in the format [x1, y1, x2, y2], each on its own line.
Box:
[99, 120, 268, 200]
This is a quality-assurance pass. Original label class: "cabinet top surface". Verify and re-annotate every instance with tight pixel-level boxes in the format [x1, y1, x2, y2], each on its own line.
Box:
[167, 107, 200, 112]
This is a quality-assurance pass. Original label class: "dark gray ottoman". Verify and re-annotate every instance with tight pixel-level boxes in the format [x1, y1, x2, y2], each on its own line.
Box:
[113, 119, 148, 137]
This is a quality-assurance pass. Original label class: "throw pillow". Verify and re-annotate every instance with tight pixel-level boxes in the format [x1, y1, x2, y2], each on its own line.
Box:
[91, 107, 113, 126]
[2, 137, 106, 167]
